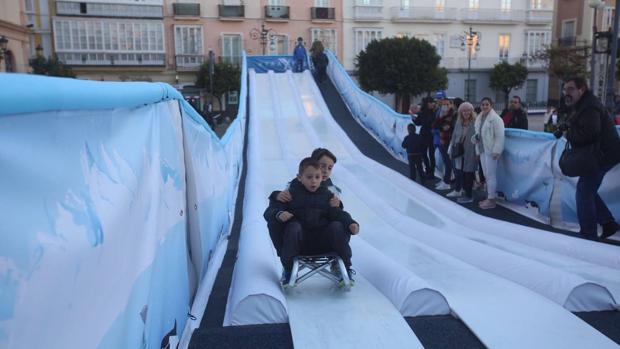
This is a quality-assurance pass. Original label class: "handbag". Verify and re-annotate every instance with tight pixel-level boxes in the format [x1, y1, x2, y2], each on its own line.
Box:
[559, 141, 600, 177]
[450, 142, 465, 159]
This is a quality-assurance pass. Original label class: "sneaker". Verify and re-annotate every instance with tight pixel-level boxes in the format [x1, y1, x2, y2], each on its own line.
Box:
[601, 221, 619, 239]
[446, 189, 462, 198]
[435, 181, 451, 190]
[280, 270, 293, 288]
[478, 199, 496, 209]
[340, 268, 356, 287]
[457, 196, 474, 204]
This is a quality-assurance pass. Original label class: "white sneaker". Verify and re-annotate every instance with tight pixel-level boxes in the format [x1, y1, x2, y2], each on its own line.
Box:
[446, 190, 462, 198]
[435, 181, 451, 190]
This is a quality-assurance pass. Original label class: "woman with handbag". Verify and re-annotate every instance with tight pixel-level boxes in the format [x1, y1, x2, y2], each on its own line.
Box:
[471, 97, 505, 209]
[447, 102, 477, 203]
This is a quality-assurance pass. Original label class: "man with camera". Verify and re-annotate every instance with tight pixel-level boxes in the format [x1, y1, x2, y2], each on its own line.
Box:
[555, 76, 620, 240]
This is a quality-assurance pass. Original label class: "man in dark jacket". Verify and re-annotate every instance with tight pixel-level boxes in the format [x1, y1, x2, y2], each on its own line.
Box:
[560, 76, 620, 239]
[413, 97, 437, 178]
[500, 96, 528, 129]
[264, 158, 359, 285]
[402, 123, 425, 183]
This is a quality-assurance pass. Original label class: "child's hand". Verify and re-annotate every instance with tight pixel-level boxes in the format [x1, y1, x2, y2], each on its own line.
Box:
[349, 223, 359, 235]
[329, 196, 341, 208]
[276, 190, 292, 202]
[278, 211, 294, 222]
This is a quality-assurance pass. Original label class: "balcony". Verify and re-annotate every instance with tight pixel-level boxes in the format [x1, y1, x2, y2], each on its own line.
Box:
[55, 1, 163, 18]
[353, 0, 383, 21]
[460, 8, 525, 24]
[56, 52, 165, 66]
[176, 54, 205, 70]
[525, 9, 553, 25]
[391, 6, 457, 22]
[558, 36, 577, 47]
[218, 5, 245, 19]
[311, 7, 335, 21]
[173, 3, 200, 17]
[265, 5, 290, 20]
[440, 56, 531, 70]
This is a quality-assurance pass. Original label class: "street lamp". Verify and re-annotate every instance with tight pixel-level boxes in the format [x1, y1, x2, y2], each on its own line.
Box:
[250, 23, 277, 55]
[35, 44, 43, 57]
[588, 0, 606, 91]
[461, 27, 480, 102]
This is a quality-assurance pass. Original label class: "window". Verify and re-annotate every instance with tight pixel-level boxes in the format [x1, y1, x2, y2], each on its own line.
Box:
[175, 26, 203, 55]
[222, 34, 242, 65]
[530, 0, 552, 10]
[401, 0, 410, 9]
[395, 32, 411, 38]
[311, 28, 337, 53]
[464, 79, 476, 102]
[268, 34, 289, 55]
[434, 33, 445, 58]
[562, 20, 576, 38]
[354, 28, 382, 54]
[526, 79, 538, 103]
[499, 34, 510, 60]
[469, 0, 479, 9]
[436, 0, 445, 11]
[315, 0, 330, 7]
[525, 31, 550, 56]
[500, 0, 511, 11]
[268, 0, 284, 5]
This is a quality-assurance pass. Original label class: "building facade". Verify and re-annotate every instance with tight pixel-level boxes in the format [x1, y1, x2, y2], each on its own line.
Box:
[342, 0, 554, 107]
[1, 0, 31, 72]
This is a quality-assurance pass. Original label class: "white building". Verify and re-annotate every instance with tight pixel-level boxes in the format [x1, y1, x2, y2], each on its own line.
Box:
[342, 0, 553, 107]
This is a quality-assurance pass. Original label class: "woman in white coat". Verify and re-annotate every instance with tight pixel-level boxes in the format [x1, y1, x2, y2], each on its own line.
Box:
[472, 97, 505, 209]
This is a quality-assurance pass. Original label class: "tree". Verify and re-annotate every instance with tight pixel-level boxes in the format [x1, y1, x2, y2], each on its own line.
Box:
[29, 54, 75, 78]
[356, 36, 448, 113]
[196, 60, 241, 109]
[536, 45, 589, 81]
[489, 61, 528, 107]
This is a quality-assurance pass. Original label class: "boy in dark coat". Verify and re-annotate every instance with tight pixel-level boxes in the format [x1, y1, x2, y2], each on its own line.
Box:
[292, 37, 307, 73]
[264, 157, 359, 286]
[402, 123, 425, 183]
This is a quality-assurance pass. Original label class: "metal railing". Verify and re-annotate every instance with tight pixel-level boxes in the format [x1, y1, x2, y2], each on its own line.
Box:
[391, 6, 458, 21]
[440, 56, 544, 69]
[265, 5, 290, 19]
[353, 3, 383, 20]
[311, 7, 335, 20]
[56, 52, 165, 66]
[525, 9, 553, 24]
[55, 1, 163, 18]
[173, 3, 200, 16]
[176, 54, 205, 69]
[460, 8, 525, 23]
[218, 5, 245, 18]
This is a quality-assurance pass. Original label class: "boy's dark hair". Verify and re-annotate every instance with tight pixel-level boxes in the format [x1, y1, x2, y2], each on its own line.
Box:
[311, 147, 337, 163]
[564, 76, 588, 90]
[453, 97, 464, 109]
[407, 123, 416, 134]
[298, 157, 321, 174]
[297, 37, 303, 42]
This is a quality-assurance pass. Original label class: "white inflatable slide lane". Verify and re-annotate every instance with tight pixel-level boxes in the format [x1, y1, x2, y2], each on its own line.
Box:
[290, 71, 618, 348]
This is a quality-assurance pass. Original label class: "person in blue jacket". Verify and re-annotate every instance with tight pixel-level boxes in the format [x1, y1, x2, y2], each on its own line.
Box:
[293, 37, 307, 73]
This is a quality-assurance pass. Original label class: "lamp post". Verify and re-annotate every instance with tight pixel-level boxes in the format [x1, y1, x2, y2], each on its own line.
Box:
[588, 0, 606, 92]
[250, 23, 277, 55]
[461, 27, 480, 102]
[605, 0, 620, 111]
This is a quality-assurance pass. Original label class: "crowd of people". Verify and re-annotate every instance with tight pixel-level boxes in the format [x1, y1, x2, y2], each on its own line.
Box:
[402, 77, 619, 240]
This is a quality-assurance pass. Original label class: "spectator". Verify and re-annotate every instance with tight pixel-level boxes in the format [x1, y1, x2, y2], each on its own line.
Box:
[500, 96, 528, 129]
[472, 97, 505, 210]
[414, 97, 437, 179]
[432, 98, 456, 190]
[292, 37, 307, 73]
[402, 123, 425, 183]
[447, 102, 477, 204]
[557, 76, 620, 239]
[544, 96, 569, 133]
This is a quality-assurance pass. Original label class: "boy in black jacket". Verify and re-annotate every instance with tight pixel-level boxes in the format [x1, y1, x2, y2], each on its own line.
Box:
[264, 157, 359, 287]
[402, 123, 425, 183]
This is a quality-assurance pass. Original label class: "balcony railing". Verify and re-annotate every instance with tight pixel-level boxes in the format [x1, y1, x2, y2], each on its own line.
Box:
[460, 8, 525, 24]
[56, 52, 165, 66]
[558, 36, 577, 47]
[311, 7, 335, 20]
[391, 6, 458, 22]
[55, 1, 163, 18]
[176, 54, 205, 69]
[440, 56, 543, 70]
[353, 3, 383, 21]
[173, 3, 200, 16]
[265, 5, 290, 20]
[525, 9, 553, 24]
[221, 55, 242, 66]
[218, 5, 245, 18]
